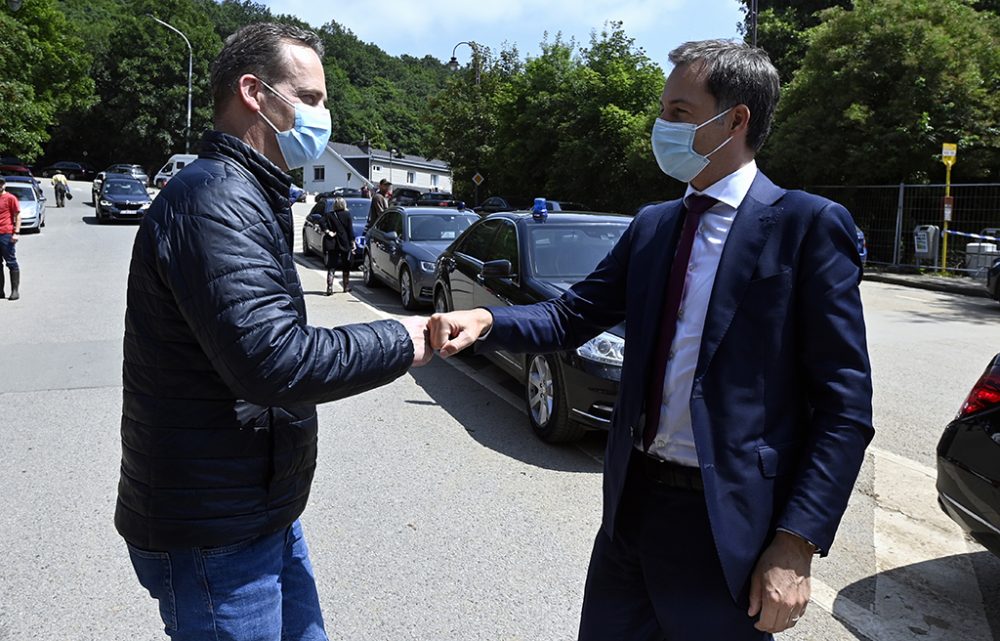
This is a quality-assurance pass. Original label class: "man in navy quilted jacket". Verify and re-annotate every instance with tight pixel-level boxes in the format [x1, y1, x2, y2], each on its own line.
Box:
[116, 23, 431, 641]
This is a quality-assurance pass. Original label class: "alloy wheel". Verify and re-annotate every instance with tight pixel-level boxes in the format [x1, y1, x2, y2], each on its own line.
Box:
[527, 355, 554, 426]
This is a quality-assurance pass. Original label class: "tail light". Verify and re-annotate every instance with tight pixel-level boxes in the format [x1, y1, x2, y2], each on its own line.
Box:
[958, 359, 1000, 418]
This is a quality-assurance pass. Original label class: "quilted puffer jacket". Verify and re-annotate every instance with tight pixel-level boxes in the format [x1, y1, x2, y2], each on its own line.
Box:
[115, 131, 413, 550]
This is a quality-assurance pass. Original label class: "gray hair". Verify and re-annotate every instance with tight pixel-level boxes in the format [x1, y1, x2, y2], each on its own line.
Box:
[668, 39, 780, 152]
[332, 197, 347, 212]
[210, 23, 324, 115]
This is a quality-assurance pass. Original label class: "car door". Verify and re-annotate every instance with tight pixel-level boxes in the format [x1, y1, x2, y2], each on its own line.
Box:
[370, 210, 402, 283]
[448, 218, 501, 311]
[474, 220, 524, 376]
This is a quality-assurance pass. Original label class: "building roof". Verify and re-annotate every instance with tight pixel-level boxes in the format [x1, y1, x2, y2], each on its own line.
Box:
[327, 142, 449, 171]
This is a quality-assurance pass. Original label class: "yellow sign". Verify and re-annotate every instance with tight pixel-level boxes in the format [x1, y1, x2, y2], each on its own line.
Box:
[941, 143, 957, 167]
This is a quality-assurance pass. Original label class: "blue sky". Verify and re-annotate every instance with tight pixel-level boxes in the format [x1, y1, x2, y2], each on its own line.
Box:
[260, 0, 745, 70]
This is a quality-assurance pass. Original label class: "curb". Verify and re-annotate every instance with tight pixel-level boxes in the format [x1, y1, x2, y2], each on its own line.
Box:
[864, 273, 991, 299]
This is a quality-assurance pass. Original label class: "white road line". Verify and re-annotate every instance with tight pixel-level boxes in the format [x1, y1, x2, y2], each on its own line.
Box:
[895, 295, 933, 303]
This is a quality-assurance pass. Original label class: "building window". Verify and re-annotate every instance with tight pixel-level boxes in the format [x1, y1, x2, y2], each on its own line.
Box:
[431, 174, 439, 187]
[313, 166, 325, 182]
[406, 171, 415, 184]
[373, 165, 382, 172]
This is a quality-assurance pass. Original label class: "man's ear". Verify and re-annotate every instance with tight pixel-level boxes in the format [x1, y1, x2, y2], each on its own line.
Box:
[236, 74, 265, 113]
[730, 104, 751, 136]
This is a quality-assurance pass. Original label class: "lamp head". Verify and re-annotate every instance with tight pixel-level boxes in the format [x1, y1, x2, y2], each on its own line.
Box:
[447, 57, 459, 72]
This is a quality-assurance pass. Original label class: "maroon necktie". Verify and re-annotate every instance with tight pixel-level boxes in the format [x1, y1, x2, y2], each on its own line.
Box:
[643, 194, 719, 451]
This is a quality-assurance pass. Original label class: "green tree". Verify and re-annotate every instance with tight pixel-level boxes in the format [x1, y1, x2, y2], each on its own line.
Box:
[763, 0, 1000, 185]
[739, 1, 851, 82]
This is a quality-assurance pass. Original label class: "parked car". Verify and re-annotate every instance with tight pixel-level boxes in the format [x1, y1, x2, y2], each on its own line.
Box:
[3, 175, 45, 201]
[474, 196, 526, 215]
[95, 176, 152, 223]
[389, 187, 423, 206]
[416, 191, 467, 208]
[38, 161, 96, 181]
[93, 164, 149, 202]
[363, 206, 478, 310]
[301, 197, 372, 269]
[152, 154, 197, 188]
[5, 179, 46, 232]
[936, 354, 1000, 556]
[987, 257, 1000, 302]
[433, 210, 630, 442]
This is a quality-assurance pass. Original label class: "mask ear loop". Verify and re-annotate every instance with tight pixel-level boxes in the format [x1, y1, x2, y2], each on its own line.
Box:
[697, 107, 735, 158]
[254, 76, 294, 133]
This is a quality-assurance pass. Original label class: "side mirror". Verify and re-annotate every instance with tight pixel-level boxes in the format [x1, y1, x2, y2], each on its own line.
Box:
[384, 231, 399, 242]
[481, 259, 513, 278]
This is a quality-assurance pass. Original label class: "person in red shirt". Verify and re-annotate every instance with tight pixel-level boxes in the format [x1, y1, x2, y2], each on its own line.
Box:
[0, 177, 22, 300]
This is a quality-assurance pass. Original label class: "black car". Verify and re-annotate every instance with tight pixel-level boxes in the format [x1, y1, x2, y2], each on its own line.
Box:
[363, 206, 478, 310]
[416, 191, 465, 208]
[389, 187, 423, 206]
[433, 211, 630, 442]
[95, 176, 151, 223]
[937, 354, 1000, 556]
[38, 161, 96, 181]
[301, 196, 371, 269]
[987, 257, 1000, 302]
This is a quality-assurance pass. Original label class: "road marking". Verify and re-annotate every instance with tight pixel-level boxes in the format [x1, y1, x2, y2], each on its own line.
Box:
[291, 240, 992, 640]
[895, 295, 933, 303]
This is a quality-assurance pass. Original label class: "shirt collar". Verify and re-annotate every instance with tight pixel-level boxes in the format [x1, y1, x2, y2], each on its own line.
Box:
[684, 160, 758, 211]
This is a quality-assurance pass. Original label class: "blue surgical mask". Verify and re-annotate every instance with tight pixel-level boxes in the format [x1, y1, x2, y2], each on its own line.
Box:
[651, 108, 733, 183]
[257, 78, 332, 170]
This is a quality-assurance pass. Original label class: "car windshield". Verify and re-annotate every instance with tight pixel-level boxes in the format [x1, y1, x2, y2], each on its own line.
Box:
[528, 223, 628, 279]
[346, 200, 369, 223]
[407, 213, 478, 241]
[104, 181, 147, 197]
[5, 185, 35, 202]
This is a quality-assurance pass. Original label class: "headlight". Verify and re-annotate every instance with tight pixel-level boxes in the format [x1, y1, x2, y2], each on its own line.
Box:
[576, 331, 625, 366]
[99, 200, 112, 207]
[420, 261, 436, 272]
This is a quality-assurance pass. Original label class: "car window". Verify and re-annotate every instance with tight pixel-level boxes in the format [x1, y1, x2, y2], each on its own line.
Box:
[528, 223, 628, 279]
[176, 161, 186, 169]
[456, 219, 502, 261]
[486, 221, 519, 270]
[376, 211, 402, 234]
[484, 197, 502, 207]
[6, 185, 34, 202]
[104, 181, 147, 197]
[347, 200, 369, 223]
[407, 213, 478, 241]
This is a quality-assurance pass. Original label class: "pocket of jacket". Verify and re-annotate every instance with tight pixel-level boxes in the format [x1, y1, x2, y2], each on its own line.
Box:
[757, 441, 799, 478]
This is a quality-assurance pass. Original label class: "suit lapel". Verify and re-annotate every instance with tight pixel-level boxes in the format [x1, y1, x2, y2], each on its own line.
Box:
[696, 173, 785, 377]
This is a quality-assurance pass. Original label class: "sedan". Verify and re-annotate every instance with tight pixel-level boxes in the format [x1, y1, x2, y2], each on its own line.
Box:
[936, 354, 1000, 556]
[433, 211, 630, 443]
[987, 257, 1000, 302]
[4, 181, 46, 232]
[363, 207, 478, 310]
[301, 197, 371, 269]
[95, 176, 151, 223]
[38, 161, 96, 181]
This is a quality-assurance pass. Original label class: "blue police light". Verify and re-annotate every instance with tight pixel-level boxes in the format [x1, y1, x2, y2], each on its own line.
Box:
[531, 197, 548, 221]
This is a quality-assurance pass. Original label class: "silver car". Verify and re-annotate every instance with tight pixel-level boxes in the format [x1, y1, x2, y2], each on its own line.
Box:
[5, 181, 46, 232]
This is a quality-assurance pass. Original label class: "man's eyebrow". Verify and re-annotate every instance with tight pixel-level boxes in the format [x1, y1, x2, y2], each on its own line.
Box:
[667, 98, 694, 106]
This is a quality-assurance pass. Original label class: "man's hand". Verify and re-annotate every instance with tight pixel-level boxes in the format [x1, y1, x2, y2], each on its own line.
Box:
[427, 309, 493, 358]
[399, 317, 432, 367]
[11, 232, 18, 244]
[747, 531, 814, 633]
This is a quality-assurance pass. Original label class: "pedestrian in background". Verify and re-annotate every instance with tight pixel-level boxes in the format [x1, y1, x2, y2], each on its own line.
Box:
[321, 196, 355, 294]
[116, 22, 431, 641]
[51, 171, 69, 207]
[367, 177, 391, 226]
[0, 177, 21, 300]
[429, 39, 872, 641]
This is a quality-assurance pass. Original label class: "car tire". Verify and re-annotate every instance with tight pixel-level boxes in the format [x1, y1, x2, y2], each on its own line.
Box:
[301, 231, 312, 257]
[525, 353, 585, 443]
[362, 251, 380, 288]
[433, 286, 450, 314]
[400, 267, 419, 310]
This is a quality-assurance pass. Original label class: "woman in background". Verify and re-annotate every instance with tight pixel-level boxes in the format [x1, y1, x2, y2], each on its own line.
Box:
[321, 197, 356, 295]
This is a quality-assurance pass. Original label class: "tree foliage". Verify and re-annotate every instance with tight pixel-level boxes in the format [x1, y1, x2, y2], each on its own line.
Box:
[762, 0, 1000, 185]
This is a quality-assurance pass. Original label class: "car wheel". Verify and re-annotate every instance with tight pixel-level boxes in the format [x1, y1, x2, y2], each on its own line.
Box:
[525, 354, 584, 443]
[433, 287, 450, 314]
[362, 251, 380, 288]
[400, 267, 419, 310]
[301, 231, 312, 257]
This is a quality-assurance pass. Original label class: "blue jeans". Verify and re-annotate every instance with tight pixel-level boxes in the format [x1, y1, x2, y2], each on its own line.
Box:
[127, 520, 328, 641]
[0, 234, 17, 271]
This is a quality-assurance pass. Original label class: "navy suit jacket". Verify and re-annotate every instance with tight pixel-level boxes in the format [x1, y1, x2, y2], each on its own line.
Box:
[483, 172, 874, 601]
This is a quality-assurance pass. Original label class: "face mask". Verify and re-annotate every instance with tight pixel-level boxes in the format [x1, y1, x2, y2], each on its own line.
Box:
[256, 78, 332, 170]
[651, 108, 733, 183]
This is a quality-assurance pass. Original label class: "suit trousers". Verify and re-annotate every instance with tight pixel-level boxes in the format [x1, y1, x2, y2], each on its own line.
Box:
[578, 455, 773, 641]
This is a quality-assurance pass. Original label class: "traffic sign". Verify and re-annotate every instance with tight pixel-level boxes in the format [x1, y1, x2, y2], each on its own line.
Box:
[941, 143, 957, 168]
[943, 196, 954, 222]
[472, 173, 485, 186]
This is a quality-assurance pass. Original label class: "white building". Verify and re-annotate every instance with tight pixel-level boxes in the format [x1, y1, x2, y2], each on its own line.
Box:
[303, 142, 452, 194]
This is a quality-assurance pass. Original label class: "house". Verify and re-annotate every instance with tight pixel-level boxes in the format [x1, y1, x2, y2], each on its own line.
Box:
[303, 142, 452, 194]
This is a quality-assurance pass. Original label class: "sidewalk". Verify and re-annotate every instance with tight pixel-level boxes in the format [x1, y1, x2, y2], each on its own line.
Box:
[864, 268, 991, 298]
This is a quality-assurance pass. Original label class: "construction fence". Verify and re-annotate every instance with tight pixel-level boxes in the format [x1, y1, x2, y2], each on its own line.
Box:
[808, 183, 1000, 277]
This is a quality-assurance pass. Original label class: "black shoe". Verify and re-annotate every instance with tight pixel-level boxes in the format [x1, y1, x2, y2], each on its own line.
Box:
[8, 269, 19, 301]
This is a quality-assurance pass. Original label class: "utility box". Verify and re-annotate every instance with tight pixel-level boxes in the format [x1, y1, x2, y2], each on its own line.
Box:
[965, 242, 999, 273]
[913, 225, 940, 264]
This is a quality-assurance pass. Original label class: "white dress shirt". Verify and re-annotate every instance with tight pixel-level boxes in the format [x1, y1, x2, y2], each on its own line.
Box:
[644, 160, 759, 466]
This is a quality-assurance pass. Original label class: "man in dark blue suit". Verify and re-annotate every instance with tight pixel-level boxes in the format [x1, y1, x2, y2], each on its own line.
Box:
[428, 39, 873, 640]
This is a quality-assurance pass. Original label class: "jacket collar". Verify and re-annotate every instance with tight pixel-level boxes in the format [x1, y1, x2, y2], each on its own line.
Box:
[199, 130, 293, 215]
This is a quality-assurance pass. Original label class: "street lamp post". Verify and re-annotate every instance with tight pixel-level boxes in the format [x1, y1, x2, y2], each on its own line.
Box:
[389, 148, 397, 184]
[149, 15, 193, 154]
[447, 41, 482, 205]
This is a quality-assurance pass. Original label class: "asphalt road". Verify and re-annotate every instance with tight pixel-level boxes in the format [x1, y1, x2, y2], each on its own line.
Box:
[0, 181, 998, 641]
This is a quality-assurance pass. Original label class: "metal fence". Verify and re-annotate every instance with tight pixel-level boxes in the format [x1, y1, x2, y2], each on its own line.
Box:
[808, 183, 1000, 276]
